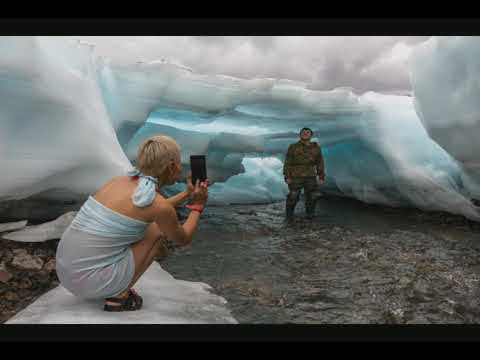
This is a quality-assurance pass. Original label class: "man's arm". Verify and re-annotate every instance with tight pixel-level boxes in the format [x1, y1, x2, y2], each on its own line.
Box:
[316, 145, 325, 182]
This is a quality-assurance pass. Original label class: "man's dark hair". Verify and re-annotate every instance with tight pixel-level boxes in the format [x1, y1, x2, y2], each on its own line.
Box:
[300, 127, 313, 135]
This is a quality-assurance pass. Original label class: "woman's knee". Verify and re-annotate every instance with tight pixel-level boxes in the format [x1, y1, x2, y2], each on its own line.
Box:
[145, 223, 166, 243]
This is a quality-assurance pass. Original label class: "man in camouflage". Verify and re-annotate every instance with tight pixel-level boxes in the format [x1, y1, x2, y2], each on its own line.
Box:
[283, 127, 325, 220]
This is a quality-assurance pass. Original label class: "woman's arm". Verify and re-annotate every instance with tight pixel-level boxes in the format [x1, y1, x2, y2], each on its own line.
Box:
[154, 203, 200, 247]
[165, 190, 190, 207]
[165, 173, 194, 207]
[154, 180, 208, 247]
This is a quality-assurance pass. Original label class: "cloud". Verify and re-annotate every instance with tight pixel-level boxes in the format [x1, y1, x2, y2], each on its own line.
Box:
[68, 36, 431, 94]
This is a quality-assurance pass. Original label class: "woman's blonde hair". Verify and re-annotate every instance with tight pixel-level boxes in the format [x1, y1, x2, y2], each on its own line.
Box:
[137, 135, 181, 181]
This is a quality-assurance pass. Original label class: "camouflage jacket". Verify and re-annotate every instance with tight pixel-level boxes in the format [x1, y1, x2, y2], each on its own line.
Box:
[283, 140, 325, 178]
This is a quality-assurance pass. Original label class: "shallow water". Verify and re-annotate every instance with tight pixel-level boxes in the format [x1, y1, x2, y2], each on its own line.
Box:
[162, 196, 480, 323]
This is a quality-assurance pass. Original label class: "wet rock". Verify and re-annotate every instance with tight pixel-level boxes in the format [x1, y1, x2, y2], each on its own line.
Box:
[277, 295, 288, 307]
[11, 252, 44, 271]
[0, 272, 10, 284]
[12, 249, 28, 256]
[43, 259, 56, 273]
[0, 263, 12, 283]
[413, 279, 430, 295]
[1, 249, 13, 264]
[14, 278, 33, 289]
[406, 315, 431, 324]
[17, 289, 32, 299]
[382, 308, 405, 323]
[33, 249, 50, 258]
[4, 291, 19, 302]
[34, 273, 54, 287]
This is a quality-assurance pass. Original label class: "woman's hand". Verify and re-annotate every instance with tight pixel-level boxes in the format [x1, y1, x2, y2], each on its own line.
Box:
[187, 173, 210, 194]
[191, 179, 209, 206]
[186, 173, 195, 195]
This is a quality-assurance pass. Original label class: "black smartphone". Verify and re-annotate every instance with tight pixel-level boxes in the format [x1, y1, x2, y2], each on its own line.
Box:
[190, 155, 207, 185]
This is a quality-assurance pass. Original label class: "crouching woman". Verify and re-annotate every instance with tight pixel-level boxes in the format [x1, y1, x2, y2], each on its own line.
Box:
[56, 135, 208, 311]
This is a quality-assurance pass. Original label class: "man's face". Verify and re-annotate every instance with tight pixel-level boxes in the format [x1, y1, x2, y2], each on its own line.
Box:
[300, 129, 312, 140]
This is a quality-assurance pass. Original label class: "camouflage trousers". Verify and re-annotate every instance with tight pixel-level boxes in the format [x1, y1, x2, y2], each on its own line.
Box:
[286, 176, 320, 215]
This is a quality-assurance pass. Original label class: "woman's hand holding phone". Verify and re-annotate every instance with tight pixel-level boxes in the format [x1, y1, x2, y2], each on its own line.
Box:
[186, 173, 195, 195]
[186, 173, 209, 194]
[191, 178, 209, 206]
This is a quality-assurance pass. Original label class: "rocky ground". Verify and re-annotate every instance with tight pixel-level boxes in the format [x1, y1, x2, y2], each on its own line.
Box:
[0, 238, 59, 323]
[0, 192, 82, 324]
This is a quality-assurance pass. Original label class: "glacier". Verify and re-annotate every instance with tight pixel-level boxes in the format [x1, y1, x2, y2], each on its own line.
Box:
[1, 36, 479, 220]
[409, 36, 480, 199]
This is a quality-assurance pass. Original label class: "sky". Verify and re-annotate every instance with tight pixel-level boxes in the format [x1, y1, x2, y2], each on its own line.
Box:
[71, 36, 432, 95]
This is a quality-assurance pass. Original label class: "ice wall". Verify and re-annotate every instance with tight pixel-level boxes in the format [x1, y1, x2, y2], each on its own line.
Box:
[409, 36, 480, 199]
[0, 37, 131, 200]
[1, 36, 479, 220]
[139, 93, 478, 219]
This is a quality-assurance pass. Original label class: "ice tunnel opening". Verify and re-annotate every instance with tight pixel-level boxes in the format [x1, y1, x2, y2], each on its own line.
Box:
[118, 100, 479, 221]
[123, 106, 401, 207]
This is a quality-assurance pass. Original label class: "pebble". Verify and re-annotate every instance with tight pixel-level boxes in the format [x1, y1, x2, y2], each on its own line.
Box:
[0, 268, 12, 283]
[12, 249, 28, 256]
[14, 278, 33, 289]
[43, 259, 56, 273]
[1, 249, 13, 264]
[11, 253, 44, 271]
[4, 291, 19, 301]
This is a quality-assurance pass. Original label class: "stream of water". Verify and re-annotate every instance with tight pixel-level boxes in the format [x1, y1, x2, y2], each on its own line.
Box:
[162, 196, 480, 323]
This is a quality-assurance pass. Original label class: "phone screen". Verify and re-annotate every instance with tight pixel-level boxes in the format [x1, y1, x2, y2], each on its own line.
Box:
[190, 155, 207, 185]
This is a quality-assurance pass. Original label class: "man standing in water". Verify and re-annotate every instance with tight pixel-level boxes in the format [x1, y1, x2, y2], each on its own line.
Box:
[283, 127, 325, 220]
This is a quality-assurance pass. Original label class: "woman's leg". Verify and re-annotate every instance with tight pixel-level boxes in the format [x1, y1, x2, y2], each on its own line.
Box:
[128, 237, 168, 288]
[109, 223, 167, 300]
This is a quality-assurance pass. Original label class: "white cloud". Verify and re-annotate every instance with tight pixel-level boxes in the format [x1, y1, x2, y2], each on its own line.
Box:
[67, 36, 431, 94]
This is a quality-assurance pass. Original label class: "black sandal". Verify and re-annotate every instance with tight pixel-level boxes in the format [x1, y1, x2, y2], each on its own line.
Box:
[104, 289, 143, 312]
[129, 288, 143, 308]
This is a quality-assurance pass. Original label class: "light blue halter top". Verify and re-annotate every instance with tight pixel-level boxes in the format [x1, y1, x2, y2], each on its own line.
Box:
[69, 168, 158, 239]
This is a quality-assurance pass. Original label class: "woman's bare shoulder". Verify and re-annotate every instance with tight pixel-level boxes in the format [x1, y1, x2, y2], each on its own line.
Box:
[96, 176, 132, 192]
[94, 177, 176, 222]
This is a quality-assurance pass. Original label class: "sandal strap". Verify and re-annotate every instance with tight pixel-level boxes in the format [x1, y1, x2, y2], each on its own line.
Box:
[105, 296, 123, 303]
[104, 290, 141, 311]
[129, 289, 143, 308]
